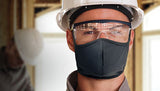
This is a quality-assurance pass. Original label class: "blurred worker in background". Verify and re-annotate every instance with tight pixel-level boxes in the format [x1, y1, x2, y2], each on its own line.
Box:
[0, 29, 43, 91]
[57, 0, 144, 91]
[0, 38, 34, 91]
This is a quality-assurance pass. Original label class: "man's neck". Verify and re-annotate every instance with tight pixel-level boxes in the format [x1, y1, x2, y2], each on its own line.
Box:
[76, 72, 125, 91]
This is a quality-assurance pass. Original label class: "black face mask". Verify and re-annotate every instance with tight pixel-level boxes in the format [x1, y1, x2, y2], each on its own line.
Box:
[73, 32, 130, 79]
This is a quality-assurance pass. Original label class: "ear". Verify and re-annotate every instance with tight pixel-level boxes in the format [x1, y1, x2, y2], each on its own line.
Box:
[129, 30, 134, 50]
[66, 30, 75, 52]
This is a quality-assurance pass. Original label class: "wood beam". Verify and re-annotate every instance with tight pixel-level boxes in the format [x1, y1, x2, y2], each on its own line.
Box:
[143, 30, 160, 36]
[34, 3, 60, 7]
[135, 0, 143, 91]
[125, 49, 134, 91]
[22, 0, 34, 28]
[142, 0, 154, 4]
[42, 33, 65, 38]
[144, 3, 160, 14]
[27, 0, 34, 28]
[35, 3, 61, 17]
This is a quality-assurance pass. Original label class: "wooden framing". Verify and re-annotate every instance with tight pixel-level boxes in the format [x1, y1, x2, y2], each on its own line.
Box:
[34, 3, 60, 7]
[135, 25, 143, 91]
[134, 0, 143, 91]
[141, 0, 160, 4]
[26, 65, 35, 87]
[21, 0, 62, 88]
[22, 0, 34, 28]
[27, 0, 34, 28]
[35, 3, 61, 17]
[142, 0, 154, 4]
[143, 30, 160, 36]
[124, 49, 134, 91]
[144, 2, 160, 14]
[34, 0, 60, 3]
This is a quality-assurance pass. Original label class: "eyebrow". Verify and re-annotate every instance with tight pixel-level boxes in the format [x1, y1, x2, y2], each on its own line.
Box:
[109, 24, 124, 29]
[78, 24, 98, 31]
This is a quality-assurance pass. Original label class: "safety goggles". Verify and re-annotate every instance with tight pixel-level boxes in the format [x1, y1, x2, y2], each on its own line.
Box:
[71, 20, 131, 45]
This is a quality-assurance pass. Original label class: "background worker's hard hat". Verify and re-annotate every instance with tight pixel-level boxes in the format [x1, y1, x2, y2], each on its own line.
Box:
[14, 28, 43, 65]
[56, 0, 144, 31]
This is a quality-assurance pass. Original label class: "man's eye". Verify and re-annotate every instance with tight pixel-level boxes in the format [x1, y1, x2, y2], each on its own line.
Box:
[83, 31, 95, 35]
[110, 30, 122, 34]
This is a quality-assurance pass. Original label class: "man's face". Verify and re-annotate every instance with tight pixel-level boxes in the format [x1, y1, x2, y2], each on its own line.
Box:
[67, 8, 134, 51]
[5, 39, 24, 69]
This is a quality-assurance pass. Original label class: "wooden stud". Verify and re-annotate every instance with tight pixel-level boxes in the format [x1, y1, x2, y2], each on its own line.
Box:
[134, 0, 143, 91]
[125, 49, 134, 91]
[22, 0, 34, 28]
[26, 0, 34, 28]
[26, 64, 35, 87]
[135, 25, 143, 91]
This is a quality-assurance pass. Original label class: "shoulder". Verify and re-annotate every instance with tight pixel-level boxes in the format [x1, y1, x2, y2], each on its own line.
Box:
[67, 71, 78, 91]
[67, 71, 130, 91]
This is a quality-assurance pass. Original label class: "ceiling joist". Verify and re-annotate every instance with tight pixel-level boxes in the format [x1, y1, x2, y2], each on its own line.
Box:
[34, 3, 60, 8]
[35, 3, 61, 17]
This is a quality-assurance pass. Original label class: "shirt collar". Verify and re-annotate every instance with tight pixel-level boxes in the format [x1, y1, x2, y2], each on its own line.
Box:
[67, 71, 130, 91]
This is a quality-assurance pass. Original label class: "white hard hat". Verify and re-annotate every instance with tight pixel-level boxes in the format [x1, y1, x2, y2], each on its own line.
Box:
[14, 28, 44, 65]
[56, 0, 144, 31]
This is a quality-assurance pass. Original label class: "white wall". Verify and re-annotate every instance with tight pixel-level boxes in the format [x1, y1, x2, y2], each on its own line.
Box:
[143, 36, 160, 91]
[35, 37, 76, 91]
[143, 6, 160, 31]
[35, 9, 77, 91]
[35, 9, 63, 33]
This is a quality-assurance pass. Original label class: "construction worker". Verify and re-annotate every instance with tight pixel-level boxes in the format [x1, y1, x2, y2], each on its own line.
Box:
[56, 0, 144, 91]
[0, 38, 34, 91]
[0, 29, 43, 91]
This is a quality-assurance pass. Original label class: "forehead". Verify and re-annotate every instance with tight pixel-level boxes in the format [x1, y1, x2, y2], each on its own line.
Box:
[74, 8, 129, 23]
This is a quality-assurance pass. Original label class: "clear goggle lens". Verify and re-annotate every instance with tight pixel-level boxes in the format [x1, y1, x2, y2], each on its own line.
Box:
[72, 20, 131, 45]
